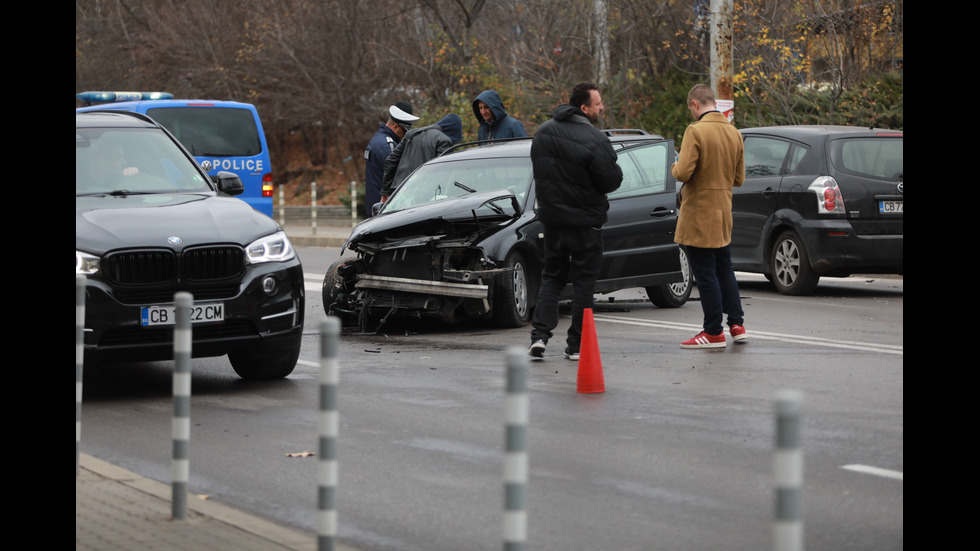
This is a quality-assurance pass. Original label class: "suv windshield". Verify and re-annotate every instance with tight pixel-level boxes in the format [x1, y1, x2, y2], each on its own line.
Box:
[76, 127, 212, 195]
[147, 107, 263, 157]
[830, 137, 903, 180]
[384, 157, 533, 213]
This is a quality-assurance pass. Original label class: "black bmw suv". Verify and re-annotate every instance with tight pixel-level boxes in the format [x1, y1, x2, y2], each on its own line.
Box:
[733, 125, 903, 295]
[76, 111, 304, 379]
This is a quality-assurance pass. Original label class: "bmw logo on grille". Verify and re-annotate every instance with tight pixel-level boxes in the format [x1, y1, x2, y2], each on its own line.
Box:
[897, 182, 903, 194]
[168, 236, 182, 244]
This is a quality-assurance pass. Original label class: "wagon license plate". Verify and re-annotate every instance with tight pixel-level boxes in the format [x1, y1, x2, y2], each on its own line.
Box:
[879, 200, 903, 214]
[141, 303, 225, 326]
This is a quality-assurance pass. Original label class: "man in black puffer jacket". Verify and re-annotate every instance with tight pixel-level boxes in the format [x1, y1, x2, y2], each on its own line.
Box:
[528, 82, 623, 362]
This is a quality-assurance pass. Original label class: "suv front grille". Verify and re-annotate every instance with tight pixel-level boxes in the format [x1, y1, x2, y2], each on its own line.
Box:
[101, 246, 246, 303]
[103, 246, 245, 285]
[183, 246, 246, 281]
[102, 249, 177, 285]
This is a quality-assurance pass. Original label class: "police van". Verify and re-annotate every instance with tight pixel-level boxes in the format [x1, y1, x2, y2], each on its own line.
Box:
[76, 91, 275, 217]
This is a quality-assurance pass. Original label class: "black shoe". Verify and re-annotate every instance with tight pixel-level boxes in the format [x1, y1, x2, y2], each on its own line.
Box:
[564, 348, 580, 361]
[528, 340, 546, 361]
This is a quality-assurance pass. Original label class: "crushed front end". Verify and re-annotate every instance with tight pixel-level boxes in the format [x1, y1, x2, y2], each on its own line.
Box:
[323, 191, 522, 332]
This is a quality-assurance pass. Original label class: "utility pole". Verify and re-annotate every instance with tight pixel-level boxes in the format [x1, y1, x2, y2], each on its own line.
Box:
[594, 0, 610, 85]
[710, 0, 735, 123]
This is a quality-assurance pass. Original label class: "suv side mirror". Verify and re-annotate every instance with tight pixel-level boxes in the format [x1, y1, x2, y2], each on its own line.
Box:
[214, 171, 244, 195]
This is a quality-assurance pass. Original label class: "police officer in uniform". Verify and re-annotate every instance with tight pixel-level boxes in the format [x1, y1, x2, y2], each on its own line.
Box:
[364, 102, 418, 217]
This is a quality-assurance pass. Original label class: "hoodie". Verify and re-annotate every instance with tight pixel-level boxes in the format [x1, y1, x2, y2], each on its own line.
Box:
[381, 114, 463, 196]
[472, 90, 527, 143]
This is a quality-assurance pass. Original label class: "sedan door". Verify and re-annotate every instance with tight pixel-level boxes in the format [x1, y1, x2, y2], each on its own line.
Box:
[598, 140, 682, 291]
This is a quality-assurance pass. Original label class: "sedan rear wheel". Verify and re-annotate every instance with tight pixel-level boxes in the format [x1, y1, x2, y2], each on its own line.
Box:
[770, 230, 820, 295]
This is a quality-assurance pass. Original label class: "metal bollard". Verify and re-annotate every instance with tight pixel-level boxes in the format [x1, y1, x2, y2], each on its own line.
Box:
[350, 181, 358, 227]
[76, 275, 86, 474]
[311, 182, 318, 236]
[774, 390, 803, 551]
[503, 347, 529, 551]
[318, 317, 341, 551]
[171, 292, 193, 520]
[278, 185, 286, 227]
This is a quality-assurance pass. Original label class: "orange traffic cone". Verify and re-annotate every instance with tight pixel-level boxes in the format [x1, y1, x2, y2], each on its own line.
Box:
[577, 308, 605, 394]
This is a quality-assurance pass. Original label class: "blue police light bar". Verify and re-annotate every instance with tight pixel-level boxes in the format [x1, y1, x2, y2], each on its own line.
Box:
[76, 91, 174, 104]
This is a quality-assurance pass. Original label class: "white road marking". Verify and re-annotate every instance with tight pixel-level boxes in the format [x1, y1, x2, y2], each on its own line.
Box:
[591, 314, 903, 355]
[841, 464, 903, 481]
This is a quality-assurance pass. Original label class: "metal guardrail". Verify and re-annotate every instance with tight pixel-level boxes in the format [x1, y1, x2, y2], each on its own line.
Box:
[275, 205, 361, 226]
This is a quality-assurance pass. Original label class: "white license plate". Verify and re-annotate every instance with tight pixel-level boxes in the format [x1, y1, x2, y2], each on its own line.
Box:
[879, 200, 903, 214]
[140, 303, 225, 326]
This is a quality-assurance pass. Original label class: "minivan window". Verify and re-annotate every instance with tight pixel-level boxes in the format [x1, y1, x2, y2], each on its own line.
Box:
[744, 136, 790, 176]
[830, 137, 903, 180]
[147, 107, 263, 157]
[786, 144, 809, 174]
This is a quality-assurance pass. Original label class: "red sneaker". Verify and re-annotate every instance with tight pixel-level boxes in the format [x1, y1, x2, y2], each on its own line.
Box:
[729, 324, 748, 343]
[681, 332, 726, 349]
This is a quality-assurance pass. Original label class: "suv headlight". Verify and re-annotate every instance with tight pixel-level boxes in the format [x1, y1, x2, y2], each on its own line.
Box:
[76, 251, 100, 275]
[246, 231, 296, 264]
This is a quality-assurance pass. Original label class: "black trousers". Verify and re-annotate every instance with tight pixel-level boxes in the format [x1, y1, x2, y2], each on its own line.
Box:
[530, 225, 603, 352]
[686, 244, 744, 335]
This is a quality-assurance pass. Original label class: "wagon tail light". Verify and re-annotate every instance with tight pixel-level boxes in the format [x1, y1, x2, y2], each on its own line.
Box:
[808, 176, 845, 216]
[262, 173, 274, 197]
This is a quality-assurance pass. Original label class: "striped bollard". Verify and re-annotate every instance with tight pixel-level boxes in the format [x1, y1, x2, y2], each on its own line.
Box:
[774, 390, 803, 551]
[350, 181, 358, 226]
[76, 275, 86, 474]
[503, 347, 529, 551]
[311, 182, 318, 236]
[171, 292, 193, 520]
[318, 317, 341, 551]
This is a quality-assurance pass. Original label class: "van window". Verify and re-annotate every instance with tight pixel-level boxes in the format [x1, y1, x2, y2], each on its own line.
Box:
[147, 107, 264, 157]
[744, 136, 790, 176]
[830, 137, 903, 181]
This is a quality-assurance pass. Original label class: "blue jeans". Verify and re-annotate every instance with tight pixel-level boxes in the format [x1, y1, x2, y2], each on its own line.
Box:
[530, 225, 603, 352]
[687, 244, 744, 335]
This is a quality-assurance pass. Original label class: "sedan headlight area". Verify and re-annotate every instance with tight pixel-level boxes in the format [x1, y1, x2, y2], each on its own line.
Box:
[246, 231, 295, 264]
[76, 251, 100, 275]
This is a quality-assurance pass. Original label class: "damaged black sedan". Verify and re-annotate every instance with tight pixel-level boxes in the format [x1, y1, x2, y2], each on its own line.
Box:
[324, 132, 692, 331]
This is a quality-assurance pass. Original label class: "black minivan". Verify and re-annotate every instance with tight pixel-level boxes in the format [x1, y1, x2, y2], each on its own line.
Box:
[732, 125, 903, 294]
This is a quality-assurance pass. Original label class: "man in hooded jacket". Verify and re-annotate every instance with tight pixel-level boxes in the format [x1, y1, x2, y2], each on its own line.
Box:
[381, 114, 463, 200]
[472, 90, 527, 143]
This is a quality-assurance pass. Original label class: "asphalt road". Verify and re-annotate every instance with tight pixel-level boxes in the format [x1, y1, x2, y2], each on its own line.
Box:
[79, 245, 903, 551]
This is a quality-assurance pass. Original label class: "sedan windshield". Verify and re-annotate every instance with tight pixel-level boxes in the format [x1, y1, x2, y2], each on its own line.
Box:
[383, 157, 532, 213]
[76, 127, 213, 196]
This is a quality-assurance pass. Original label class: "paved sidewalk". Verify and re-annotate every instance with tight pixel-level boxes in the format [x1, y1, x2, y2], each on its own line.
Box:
[77, 453, 359, 551]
